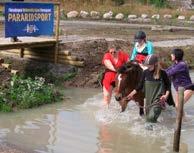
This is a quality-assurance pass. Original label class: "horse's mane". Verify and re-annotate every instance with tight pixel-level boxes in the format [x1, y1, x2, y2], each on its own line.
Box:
[118, 61, 142, 75]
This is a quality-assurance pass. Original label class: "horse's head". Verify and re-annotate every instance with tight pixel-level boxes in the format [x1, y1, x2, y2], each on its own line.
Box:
[115, 61, 142, 102]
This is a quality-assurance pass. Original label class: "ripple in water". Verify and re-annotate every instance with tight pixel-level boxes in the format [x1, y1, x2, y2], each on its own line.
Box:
[0, 128, 10, 142]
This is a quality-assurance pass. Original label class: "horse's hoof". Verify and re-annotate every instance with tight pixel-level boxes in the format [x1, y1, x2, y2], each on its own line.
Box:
[140, 112, 144, 116]
[120, 109, 124, 113]
[121, 106, 126, 112]
[145, 124, 153, 131]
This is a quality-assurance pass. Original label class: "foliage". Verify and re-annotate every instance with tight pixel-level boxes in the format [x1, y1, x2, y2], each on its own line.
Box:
[139, 0, 168, 8]
[24, 65, 50, 80]
[112, 0, 125, 6]
[63, 72, 77, 81]
[23, 64, 77, 86]
[0, 76, 62, 112]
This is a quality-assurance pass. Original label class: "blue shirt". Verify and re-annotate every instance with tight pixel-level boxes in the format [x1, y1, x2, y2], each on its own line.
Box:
[130, 41, 154, 61]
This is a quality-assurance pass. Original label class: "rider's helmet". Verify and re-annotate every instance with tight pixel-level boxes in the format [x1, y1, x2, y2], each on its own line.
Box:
[144, 54, 158, 65]
[134, 31, 146, 42]
[171, 49, 184, 61]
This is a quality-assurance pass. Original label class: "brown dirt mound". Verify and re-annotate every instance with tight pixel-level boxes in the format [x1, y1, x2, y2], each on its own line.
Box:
[0, 56, 102, 88]
[0, 67, 11, 87]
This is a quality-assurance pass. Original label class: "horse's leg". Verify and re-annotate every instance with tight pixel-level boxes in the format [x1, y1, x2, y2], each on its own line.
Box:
[139, 100, 144, 116]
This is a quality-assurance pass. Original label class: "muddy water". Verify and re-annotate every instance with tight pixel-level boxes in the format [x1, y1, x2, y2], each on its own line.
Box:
[0, 73, 194, 153]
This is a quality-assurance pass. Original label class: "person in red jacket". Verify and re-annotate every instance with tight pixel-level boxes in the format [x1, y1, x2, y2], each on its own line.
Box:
[102, 47, 129, 108]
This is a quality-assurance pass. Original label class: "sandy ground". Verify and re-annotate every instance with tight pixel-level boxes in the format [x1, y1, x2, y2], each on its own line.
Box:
[0, 144, 26, 153]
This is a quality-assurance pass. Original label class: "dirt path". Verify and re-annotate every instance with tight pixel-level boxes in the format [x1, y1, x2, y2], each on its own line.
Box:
[60, 20, 194, 47]
[60, 20, 194, 31]
[0, 144, 27, 153]
[154, 37, 194, 47]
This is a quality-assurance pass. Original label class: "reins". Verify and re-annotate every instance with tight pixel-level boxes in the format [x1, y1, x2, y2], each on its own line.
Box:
[121, 96, 166, 111]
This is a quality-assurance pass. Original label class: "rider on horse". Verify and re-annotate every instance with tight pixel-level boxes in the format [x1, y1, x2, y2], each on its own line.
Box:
[130, 31, 154, 64]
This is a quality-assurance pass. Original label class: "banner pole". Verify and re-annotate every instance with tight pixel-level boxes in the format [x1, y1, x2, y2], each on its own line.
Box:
[54, 3, 60, 64]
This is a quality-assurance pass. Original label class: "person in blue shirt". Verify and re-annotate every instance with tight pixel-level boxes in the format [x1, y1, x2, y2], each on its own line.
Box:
[166, 48, 194, 116]
[130, 31, 154, 64]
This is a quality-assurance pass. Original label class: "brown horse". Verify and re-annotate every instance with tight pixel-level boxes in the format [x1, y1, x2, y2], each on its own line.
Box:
[114, 61, 145, 116]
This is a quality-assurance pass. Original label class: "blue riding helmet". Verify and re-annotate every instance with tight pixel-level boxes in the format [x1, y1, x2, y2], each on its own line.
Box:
[134, 31, 146, 42]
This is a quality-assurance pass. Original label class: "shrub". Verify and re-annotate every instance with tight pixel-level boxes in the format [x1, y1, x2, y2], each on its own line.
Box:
[148, 0, 167, 8]
[112, 0, 125, 6]
[138, 0, 168, 8]
[0, 76, 62, 112]
[63, 72, 77, 81]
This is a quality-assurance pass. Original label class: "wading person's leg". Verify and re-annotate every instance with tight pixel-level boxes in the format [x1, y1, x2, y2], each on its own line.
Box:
[103, 86, 113, 108]
[146, 106, 162, 123]
[175, 90, 193, 118]
[184, 90, 193, 103]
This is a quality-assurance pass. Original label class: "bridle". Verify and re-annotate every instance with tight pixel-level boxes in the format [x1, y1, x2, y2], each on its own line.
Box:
[115, 72, 131, 101]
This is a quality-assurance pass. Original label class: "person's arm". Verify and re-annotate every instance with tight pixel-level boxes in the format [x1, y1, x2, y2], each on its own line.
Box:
[104, 60, 116, 72]
[165, 62, 186, 77]
[147, 41, 154, 54]
[123, 51, 129, 62]
[160, 70, 170, 100]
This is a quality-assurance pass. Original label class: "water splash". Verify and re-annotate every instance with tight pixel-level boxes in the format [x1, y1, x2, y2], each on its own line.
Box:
[82, 94, 178, 137]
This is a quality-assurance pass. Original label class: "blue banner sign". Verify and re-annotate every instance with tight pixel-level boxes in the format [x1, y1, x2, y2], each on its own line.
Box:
[5, 2, 54, 37]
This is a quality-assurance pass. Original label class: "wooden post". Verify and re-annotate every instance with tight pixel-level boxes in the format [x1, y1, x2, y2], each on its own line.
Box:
[54, 3, 60, 64]
[20, 48, 24, 58]
[173, 87, 184, 152]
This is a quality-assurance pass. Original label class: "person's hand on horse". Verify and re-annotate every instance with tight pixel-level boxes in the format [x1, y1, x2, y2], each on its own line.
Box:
[126, 90, 137, 101]
[160, 95, 167, 102]
[126, 93, 134, 101]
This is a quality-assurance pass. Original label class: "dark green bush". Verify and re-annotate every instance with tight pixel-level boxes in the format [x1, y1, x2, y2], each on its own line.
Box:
[149, 0, 167, 7]
[112, 0, 125, 6]
[63, 72, 77, 81]
[138, 0, 167, 8]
